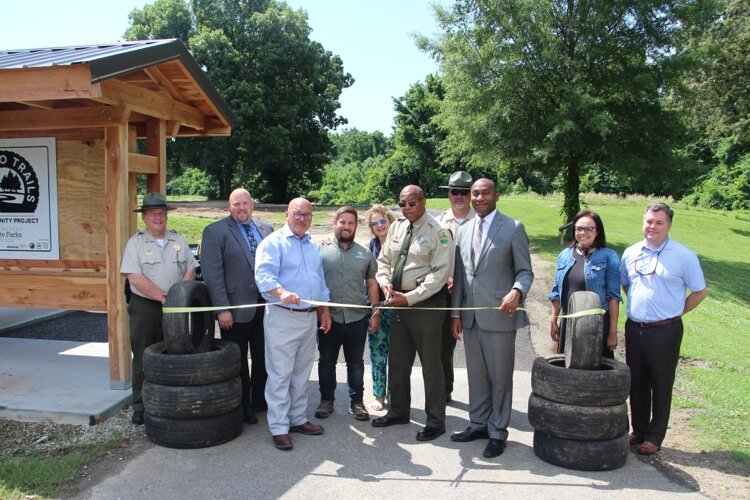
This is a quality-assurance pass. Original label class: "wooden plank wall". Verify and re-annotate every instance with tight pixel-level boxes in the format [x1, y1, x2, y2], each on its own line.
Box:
[0, 139, 107, 310]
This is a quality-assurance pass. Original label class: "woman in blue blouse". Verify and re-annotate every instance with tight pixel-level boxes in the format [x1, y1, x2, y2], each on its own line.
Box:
[549, 211, 621, 358]
[365, 204, 396, 410]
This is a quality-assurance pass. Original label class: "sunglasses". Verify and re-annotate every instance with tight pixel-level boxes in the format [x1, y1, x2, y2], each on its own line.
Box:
[371, 218, 388, 227]
[397, 200, 420, 208]
[449, 189, 469, 196]
[574, 226, 596, 233]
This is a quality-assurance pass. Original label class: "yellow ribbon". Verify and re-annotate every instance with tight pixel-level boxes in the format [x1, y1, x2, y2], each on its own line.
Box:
[163, 299, 605, 319]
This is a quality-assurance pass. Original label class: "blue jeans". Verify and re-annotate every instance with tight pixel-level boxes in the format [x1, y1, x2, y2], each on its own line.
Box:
[318, 317, 368, 404]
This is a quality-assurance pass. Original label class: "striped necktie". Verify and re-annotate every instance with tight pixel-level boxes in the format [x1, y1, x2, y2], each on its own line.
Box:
[242, 222, 257, 257]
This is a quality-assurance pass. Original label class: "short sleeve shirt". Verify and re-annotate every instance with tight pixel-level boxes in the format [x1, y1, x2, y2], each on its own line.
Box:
[318, 238, 377, 324]
[120, 229, 198, 298]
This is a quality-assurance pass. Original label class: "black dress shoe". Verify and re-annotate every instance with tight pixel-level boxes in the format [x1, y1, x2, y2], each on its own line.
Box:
[243, 409, 258, 425]
[483, 438, 507, 458]
[372, 414, 410, 427]
[131, 410, 144, 425]
[450, 427, 489, 442]
[416, 426, 445, 441]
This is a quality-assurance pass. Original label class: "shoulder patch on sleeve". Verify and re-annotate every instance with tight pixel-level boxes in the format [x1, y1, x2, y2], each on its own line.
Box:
[437, 229, 451, 247]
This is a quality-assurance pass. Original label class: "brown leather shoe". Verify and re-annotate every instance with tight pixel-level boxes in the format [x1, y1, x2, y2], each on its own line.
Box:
[272, 434, 293, 450]
[628, 433, 644, 445]
[637, 441, 660, 455]
[289, 421, 324, 435]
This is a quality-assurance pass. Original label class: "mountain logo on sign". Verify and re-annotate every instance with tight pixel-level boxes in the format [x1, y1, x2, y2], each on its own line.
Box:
[0, 150, 40, 213]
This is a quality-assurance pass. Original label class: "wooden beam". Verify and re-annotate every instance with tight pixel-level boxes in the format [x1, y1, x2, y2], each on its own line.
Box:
[0, 275, 107, 311]
[0, 129, 104, 141]
[166, 120, 181, 138]
[146, 118, 166, 193]
[0, 106, 130, 131]
[143, 66, 183, 102]
[0, 65, 100, 102]
[128, 153, 158, 174]
[17, 100, 57, 109]
[98, 79, 205, 131]
[105, 125, 132, 389]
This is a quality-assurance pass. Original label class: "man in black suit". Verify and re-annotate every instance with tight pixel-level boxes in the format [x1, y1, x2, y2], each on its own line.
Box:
[201, 188, 274, 424]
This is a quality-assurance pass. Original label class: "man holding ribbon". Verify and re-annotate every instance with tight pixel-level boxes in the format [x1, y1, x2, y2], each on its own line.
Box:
[255, 197, 332, 451]
[201, 188, 274, 425]
[450, 178, 533, 458]
[373, 185, 453, 441]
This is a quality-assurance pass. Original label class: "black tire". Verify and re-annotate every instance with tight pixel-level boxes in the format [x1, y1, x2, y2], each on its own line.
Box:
[527, 393, 628, 441]
[564, 291, 603, 369]
[531, 355, 630, 406]
[143, 377, 242, 420]
[144, 340, 240, 386]
[145, 406, 243, 449]
[162, 281, 214, 354]
[533, 430, 628, 471]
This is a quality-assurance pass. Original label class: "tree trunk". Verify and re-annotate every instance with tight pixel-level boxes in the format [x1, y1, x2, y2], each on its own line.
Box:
[562, 159, 581, 238]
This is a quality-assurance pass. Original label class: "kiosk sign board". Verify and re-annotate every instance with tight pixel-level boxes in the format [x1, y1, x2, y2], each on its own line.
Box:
[0, 138, 59, 260]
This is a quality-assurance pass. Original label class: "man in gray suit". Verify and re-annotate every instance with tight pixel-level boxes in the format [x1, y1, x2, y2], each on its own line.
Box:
[450, 178, 533, 458]
[201, 188, 274, 424]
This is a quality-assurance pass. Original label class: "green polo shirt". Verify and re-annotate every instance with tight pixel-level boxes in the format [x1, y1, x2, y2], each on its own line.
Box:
[317, 237, 377, 324]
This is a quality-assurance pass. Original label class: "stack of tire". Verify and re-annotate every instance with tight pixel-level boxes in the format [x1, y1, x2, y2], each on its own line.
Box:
[142, 281, 244, 449]
[529, 291, 631, 471]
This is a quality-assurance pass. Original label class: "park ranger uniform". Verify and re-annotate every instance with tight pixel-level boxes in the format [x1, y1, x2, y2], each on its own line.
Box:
[120, 228, 197, 412]
[435, 207, 475, 400]
[376, 211, 453, 431]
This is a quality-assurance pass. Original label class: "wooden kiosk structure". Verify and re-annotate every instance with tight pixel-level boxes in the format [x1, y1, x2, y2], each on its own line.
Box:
[0, 40, 235, 388]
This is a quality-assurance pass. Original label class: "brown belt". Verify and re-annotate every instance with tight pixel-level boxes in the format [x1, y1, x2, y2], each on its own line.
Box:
[632, 317, 681, 328]
[276, 305, 317, 313]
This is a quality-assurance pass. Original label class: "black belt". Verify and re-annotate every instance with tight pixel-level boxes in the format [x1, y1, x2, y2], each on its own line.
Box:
[631, 317, 681, 328]
[276, 305, 317, 313]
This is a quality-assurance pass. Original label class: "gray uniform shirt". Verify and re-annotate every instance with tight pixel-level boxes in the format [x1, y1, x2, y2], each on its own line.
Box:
[436, 207, 475, 276]
[120, 229, 198, 298]
[317, 238, 377, 324]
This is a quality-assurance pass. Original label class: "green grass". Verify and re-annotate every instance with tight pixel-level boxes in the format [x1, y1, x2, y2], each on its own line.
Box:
[430, 193, 750, 462]
[0, 442, 118, 499]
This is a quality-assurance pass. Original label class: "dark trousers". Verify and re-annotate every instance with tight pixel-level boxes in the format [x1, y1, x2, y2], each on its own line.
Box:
[318, 317, 368, 404]
[220, 308, 268, 411]
[128, 294, 163, 412]
[388, 292, 446, 429]
[441, 312, 457, 396]
[625, 318, 683, 446]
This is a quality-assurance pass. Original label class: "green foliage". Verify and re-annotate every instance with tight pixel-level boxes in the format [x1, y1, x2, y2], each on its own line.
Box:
[685, 154, 750, 210]
[166, 167, 218, 199]
[424, 0, 691, 224]
[125, 0, 352, 202]
[124, 0, 193, 41]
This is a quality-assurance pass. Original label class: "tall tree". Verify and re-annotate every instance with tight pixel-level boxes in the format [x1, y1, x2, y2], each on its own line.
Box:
[423, 0, 689, 223]
[125, 0, 352, 201]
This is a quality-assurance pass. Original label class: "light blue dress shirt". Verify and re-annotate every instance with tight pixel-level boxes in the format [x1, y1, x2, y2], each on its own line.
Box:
[255, 224, 330, 308]
[620, 238, 706, 322]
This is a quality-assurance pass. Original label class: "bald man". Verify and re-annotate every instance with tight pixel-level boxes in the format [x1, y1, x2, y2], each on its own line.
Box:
[255, 197, 332, 451]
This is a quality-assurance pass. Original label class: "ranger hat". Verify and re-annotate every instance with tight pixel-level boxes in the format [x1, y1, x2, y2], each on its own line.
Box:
[134, 192, 176, 212]
[440, 170, 473, 190]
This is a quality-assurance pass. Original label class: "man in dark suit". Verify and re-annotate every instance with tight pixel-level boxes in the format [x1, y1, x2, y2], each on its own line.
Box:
[451, 178, 534, 458]
[201, 188, 274, 424]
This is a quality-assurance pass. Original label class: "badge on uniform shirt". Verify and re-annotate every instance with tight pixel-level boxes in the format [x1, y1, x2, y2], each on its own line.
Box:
[437, 229, 450, 247]
[145, 251, 153, 256]
[173, 244, 181, 252]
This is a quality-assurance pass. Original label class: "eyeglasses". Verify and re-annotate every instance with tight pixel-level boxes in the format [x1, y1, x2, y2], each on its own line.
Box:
[289, 211, 313, 221]
[449, 189, 469, 196]
[634, 238, 668, 276]
[574, 226, 596, 233]
[397, 200, 421, 208]
[371, 218, 388, 227]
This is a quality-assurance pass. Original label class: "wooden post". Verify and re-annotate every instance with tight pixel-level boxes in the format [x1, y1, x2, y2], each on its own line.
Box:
[128, 126, 138, 236]
[146, 118, 166, 193]
[105, 124, 132, 390]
